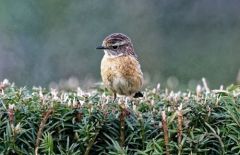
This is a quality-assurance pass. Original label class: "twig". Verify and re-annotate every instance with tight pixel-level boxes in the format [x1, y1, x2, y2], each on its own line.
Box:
[202, 78, 210, 94]
[8, 104, 15, 139]
[84, 110, 107, 155]
[84, 127, 101, 155]
[35, 108, 53, 155]
[74, 99, 83, 123]
[177, 104, 183, 153]
[8, 104, 15, 127]
[119, 100, 126, 147]
[162, 111, 170, 155]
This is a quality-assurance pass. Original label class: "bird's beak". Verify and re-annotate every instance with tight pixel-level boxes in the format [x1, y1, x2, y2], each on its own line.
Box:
[96, 45, 107, 50]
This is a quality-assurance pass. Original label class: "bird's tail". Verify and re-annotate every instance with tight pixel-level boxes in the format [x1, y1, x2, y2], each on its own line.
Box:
[133, 91, 143, 98]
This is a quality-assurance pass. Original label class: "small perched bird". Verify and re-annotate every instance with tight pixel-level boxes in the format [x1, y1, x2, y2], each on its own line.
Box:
[96, 33, 143, 101]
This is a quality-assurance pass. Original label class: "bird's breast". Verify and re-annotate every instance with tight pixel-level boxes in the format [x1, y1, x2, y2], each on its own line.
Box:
[100, 55, 143, 96]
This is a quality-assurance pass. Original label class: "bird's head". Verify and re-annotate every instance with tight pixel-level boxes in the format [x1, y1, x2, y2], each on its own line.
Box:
[96, 33, 136, 57]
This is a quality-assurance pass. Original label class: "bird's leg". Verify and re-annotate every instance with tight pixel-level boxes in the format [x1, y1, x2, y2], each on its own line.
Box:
[113, 93, 117, 102]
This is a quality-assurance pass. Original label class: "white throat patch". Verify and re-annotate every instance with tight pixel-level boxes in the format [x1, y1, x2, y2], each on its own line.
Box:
[104, 50, 123, 58]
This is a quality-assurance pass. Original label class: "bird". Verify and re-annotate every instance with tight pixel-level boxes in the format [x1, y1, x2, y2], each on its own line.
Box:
[96, 33, 143, 101]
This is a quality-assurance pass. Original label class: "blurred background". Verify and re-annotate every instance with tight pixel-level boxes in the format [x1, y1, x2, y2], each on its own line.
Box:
[0, 0, 240, 90]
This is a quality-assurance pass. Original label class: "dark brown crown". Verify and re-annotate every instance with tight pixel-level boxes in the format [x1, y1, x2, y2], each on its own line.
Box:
[104, 33, 131, 45]
[102, 33, 137, 57]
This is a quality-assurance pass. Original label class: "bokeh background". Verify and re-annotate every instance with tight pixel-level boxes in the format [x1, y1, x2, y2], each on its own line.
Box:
[0, 0, 240, 90]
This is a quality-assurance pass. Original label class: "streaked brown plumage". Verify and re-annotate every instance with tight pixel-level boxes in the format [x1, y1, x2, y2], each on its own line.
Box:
[97, 33, 143, 101]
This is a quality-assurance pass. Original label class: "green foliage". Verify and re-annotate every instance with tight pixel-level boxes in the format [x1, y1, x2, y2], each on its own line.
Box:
[40, 132, 54, 155]
[0, 83, 240, 155]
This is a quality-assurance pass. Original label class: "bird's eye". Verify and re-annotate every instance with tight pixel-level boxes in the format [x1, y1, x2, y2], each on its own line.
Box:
[112, 45, 118, 49]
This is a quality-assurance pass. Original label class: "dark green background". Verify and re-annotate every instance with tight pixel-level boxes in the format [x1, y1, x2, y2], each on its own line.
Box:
[0, 0, 240, 89]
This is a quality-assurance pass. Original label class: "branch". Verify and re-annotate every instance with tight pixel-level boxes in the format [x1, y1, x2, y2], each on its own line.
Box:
[119, 101, 127, 148]
[35, 108, 53, 155]
[162, 111, 170, 155]
[177, 104, 183, 154]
